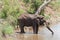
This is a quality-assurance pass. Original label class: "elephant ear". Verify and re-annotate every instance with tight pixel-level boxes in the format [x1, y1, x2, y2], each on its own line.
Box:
[36, 15, 44, 19]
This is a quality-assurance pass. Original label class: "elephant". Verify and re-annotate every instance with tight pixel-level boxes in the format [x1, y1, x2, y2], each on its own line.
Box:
[17, 13, 54, 35]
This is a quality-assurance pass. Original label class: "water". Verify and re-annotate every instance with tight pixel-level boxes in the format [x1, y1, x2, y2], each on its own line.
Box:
[14, 23, 60, 40]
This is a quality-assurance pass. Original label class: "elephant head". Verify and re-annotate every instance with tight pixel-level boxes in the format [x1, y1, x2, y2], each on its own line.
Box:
[35, 15, 54, 35]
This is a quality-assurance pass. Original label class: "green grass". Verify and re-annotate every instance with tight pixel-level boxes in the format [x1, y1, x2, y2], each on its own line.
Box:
[44, 14, 51, 19]
[3, 25, 14, 35]
[0, 21, 14, 35]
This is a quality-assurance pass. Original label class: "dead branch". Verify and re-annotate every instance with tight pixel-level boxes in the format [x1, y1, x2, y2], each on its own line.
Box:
[35, 0, 52, 15]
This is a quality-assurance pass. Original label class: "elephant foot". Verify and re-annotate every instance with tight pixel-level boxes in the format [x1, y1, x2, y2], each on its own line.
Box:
[33, 32, 38, 34]
[20, 31, 25, 34]
[34, 32, 38, 34]
[16, 32, 25, 34]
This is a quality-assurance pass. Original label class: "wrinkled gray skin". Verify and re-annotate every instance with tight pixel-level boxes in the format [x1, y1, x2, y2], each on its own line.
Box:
[17, 13, 54, 35]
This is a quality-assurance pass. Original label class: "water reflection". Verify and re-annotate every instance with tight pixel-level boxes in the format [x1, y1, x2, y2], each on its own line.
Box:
[16, 34, 45, 40]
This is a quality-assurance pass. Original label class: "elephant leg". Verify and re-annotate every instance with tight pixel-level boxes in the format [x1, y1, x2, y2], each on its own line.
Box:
[19, 25, 25, 33]
[33, 26, 38, 34]
[33, 22, 38, 34]
[46, 26, 54, 35]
